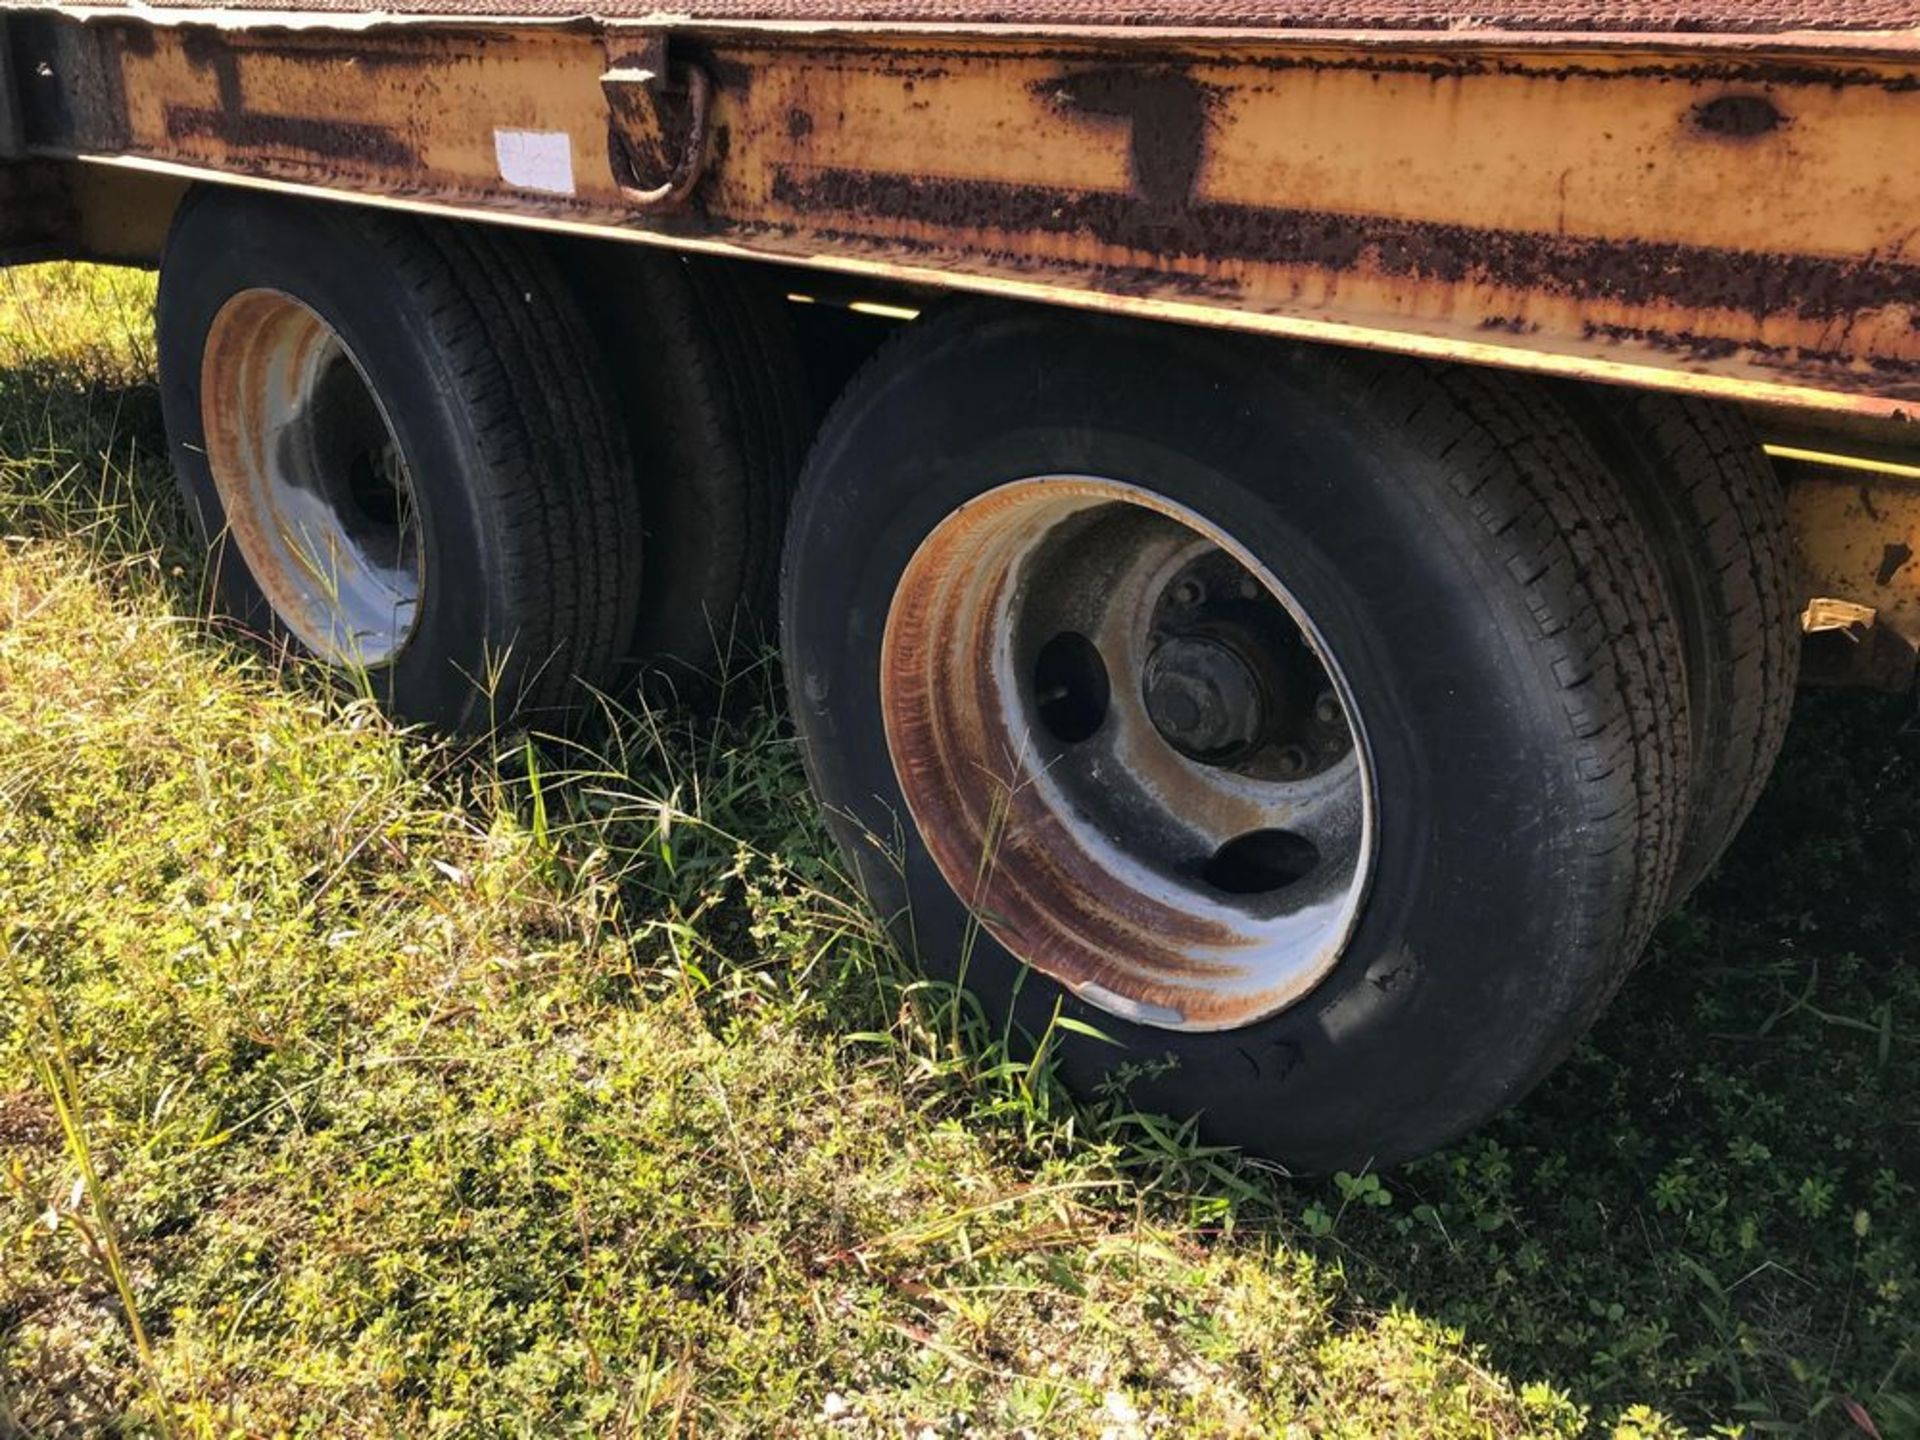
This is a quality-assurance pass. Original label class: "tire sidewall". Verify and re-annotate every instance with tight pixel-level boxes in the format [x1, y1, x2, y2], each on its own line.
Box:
[784, 309, 1617, 1171]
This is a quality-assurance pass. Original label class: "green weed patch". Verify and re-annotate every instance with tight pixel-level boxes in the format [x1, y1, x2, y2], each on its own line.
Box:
[1, 263, 1913, 1438]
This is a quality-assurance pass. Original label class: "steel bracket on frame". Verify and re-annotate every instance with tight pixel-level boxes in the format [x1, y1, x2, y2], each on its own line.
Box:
[601, 30, 715, 209]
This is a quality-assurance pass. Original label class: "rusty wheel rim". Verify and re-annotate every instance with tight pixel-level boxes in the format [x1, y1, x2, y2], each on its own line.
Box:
[880, 476, 1376, 1032]
[200, 289, 423, 668]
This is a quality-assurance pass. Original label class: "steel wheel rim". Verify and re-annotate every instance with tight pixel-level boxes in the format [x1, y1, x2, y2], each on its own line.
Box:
[880, 476, 1377, 1033]
[200, 289, 423, 667]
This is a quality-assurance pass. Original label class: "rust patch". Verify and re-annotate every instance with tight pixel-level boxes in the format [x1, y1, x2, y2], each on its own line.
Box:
[1584, 322, 1920, 394]
[177, 24, 244, 113]
[245, 31, 463, 72]
[704, 53, 756, 97]
[1876, 540, 1913, 585]
[770, 165, 1920, 324]
[1042, 65, 1219, 209]
[1692, 92, 1788, 136]
[179, 23, 460, 74]
[165, 105, 416, 165]
[877, 476, 1367, 1029]
[109, 21, 157, 60]
[824, 39, 1920, 96]
[169, 26, 415, 166]
[1497, 55, 1920, 94]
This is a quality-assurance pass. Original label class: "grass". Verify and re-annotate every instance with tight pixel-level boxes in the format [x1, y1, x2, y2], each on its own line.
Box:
[0, 260, 1914, 1438]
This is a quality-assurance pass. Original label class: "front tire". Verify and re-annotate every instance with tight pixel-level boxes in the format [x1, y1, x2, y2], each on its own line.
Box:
[782, 306, 1691, 1173]
[158, 189, 644, 731]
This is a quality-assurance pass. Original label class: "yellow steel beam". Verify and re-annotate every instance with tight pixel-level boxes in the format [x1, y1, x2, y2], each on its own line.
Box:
[7, 12, 1920, 418]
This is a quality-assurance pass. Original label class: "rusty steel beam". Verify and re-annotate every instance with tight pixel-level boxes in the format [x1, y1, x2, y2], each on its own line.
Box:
[5, 11, 1920, 418]
[1789, 460, 1920, 646]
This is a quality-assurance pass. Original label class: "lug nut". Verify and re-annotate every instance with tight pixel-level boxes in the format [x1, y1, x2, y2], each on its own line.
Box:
[1313, 690, 1340, 726]
[1275, 745, 1308, 777]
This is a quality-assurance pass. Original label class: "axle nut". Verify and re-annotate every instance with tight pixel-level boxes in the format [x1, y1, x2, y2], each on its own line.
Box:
[1143, 634, 1265, 761]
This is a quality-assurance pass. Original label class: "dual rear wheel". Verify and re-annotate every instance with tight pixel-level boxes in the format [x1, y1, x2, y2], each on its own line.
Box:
[782, 306, 1796, 1172]
[156, 195, 1796, 1171]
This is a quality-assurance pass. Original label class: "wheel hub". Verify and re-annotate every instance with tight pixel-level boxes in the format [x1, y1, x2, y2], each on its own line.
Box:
[199, 288, 423, 668]
[1142, 632, 1269, 762]
[878, 475, 1377, 1032]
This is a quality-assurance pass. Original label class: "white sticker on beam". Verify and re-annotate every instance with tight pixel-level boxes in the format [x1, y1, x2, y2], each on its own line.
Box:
[493, 130, 575, 197]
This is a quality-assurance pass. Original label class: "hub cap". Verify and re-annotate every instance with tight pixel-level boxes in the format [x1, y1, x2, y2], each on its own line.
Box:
[879, 476, 1376, 1032]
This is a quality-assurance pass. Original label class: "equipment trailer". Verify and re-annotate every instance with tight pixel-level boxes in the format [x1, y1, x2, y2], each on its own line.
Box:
[4, 0, 1918, 1170]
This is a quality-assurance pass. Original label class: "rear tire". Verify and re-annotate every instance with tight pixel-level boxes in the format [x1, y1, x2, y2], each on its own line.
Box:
[782, 305, 1691, 1173]
[556, 241, 810, 696]
[157, 189, 644, 732]
[1554, 385, 1799, 903]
